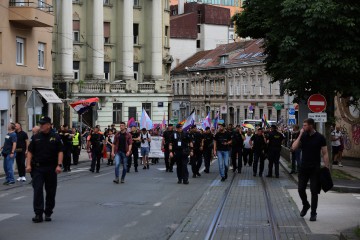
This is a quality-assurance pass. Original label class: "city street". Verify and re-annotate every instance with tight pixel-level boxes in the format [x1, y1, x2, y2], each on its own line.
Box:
[1, 155, 359, 240]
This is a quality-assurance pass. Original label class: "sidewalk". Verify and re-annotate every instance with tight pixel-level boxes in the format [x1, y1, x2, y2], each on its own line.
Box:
[0, 150, 92, 178]
[280, 156, 360, 193]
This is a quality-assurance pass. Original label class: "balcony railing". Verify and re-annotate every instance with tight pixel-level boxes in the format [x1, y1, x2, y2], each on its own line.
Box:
[9, 0, 53, 13]
[110, 83, 126, 93]
[138, 83, 155, 93]
[79, 83, 106, 93]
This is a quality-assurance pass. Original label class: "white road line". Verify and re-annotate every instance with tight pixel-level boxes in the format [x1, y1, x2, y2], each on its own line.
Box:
[0, 214, 18, 222]
[0, 193, 10, 198]
[0, 177, 5, 180]
[13, 196, 26, 201]
[94, 172, 112, 178]
[356, 197, 360, 200]
[141, 210, 152, 216]
[153, 202, 162, 207]
[124, 221, 138, 228]
[352, 194, 360, 197]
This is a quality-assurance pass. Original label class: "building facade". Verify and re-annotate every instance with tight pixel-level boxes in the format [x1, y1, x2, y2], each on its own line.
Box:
[172, 39, 285, 125]
[53, 0, 173, 129]
[170, 2, 230, 70]
[0, 0, 58, 144]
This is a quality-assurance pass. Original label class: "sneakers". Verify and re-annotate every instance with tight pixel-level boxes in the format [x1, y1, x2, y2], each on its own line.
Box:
[17, 177, 22, 182]
[32, 215, 43, 223]
[121, 179, 125, 183]
[300, 204, 310, 217]
[196, 173, 201, 177]
[221, 177, 226, 182]
[183, 180, 189, 184]
[310, 213, 317, 221]
[113, 178, 119, 184]
[338, 163, 343, 167]
[21, 177, 26, 182]
[177, 179, 182, 184]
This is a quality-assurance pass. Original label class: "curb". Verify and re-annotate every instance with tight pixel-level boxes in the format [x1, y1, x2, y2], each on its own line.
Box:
[279, 158, 360, 194]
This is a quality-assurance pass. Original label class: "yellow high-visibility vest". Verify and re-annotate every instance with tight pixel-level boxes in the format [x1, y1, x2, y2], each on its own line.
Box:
[73, 132, 80, 146]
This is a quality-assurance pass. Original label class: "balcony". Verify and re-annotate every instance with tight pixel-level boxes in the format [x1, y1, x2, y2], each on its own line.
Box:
[9, 0, 54, 27]
[138, 83, 155, 93]
[79, 82, 106, 93]
[110, 83, 126, 93]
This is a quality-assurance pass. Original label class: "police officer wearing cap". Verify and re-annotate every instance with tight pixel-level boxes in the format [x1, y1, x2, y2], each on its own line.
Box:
[26, 116, 63, 223]
[201, 126, 214, 173]
[161, 124, 174, 172]
[189, 125, 203, 178]
[266, 125, 285, 178]
[169, 124, 193, 184]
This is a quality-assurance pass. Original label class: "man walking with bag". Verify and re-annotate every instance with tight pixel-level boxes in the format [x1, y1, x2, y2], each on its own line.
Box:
[291, 118, 329, 222]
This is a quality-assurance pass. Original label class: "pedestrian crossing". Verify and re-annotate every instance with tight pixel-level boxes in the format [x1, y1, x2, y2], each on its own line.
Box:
[0, 214, 18, 222]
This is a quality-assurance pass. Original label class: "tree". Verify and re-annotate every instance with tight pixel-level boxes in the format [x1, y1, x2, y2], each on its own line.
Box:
[232, 0, 360, 106]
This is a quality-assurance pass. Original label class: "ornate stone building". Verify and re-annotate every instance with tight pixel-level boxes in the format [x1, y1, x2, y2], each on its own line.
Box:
[52, 0, 173, 129]
[172, 39, 285, 125]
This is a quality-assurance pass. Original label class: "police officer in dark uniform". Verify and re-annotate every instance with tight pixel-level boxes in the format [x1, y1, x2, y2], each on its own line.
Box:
[189, 125, 203, 178]
[87, 126, 105, 173]
[59, 124, 73, 172]
[266, 125, 285, 178]
[201, 126, 213, 173]
[162, 124, 174, 172]
[231, 125, 245, 173]
[26, 116, 63, 223]
[169, 124, 193, 184]
[128, 126, 140, 172]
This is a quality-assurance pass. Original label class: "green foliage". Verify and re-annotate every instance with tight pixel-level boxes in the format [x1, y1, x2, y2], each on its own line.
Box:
[232, 0, 360, 102]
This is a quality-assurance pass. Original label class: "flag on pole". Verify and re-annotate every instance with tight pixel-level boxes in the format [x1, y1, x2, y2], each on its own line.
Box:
[213, 111, 219, 129]
[127, 117, 137, 128]
[70, 97, 99, 115]
[140, 108, 153, 130]
[182, 109, 196, 132]
[161, 112, 166, 130]
[202, 112, 211, 129]
[262, 114, 269, 128]
[179, 119, 186, 125]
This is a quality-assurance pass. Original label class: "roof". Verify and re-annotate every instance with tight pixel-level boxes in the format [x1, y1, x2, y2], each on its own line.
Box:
[172, 50, 212, 74]
[171, 39, 266, 74]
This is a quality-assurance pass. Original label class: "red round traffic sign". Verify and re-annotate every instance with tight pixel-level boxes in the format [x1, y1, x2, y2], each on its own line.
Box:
[307, 94, 327, 113]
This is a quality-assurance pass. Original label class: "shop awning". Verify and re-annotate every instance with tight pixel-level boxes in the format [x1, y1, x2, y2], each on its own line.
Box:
[37, 89, 62, 103]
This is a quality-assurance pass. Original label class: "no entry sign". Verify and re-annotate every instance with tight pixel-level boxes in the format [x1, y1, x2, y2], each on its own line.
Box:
[307, 94, 327, 113]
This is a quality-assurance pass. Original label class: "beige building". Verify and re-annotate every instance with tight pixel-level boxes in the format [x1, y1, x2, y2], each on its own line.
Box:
[0, 0, 59, 144]
[52, 0, 173, 129]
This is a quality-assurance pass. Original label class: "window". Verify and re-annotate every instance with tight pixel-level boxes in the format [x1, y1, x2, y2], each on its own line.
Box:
[129, 107, 137, 120]
[259, 79, 263, 95]
[38, 42, 45, 69]
[242, 84, 247, 95]
[113, 103, 123, 124]
[268, 109, 272, 120]
[104, 22, 110, 44]
[16, 37, 25, 65]
[176, 83, 179, 95]
[73, 20, 80, 42]
[181, 83, 184, 95]
[38, 0, 45, 8]
[197, 25, 201, 33]
[133, 24, 139, 44]
[142, 103, 151, 118]
[165, 26, 169, 47]
[196, 40, 200, 48]
[103, 0, 110, 5]
[104, 62, 110, 80]
[73, 61, 80, 80]
[269, 83, 272, 95]
[133, 63, 139, 80]
[220, 55, 228, 64]
[260, 109, 263, 119]
[134, 0, 140, 7]
[244, 108, 248, 119]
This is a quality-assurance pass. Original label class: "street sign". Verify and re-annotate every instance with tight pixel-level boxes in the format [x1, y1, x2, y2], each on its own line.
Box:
[308, 113, 327, 122]
[288, 119, 296, 125]
[288, 108, 295, 115]
[273, 103, 283, 111]
[307, 94, 327, 113]
[288, 114, 296, 119]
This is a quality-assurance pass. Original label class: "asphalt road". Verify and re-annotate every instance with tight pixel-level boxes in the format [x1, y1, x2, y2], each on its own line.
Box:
[0, 160, 218, 240]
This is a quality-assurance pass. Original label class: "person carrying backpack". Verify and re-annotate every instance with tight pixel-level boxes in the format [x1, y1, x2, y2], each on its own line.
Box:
[140, 128, 151, 169]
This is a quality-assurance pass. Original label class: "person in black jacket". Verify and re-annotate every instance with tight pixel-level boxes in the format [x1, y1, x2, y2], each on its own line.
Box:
[266, 125, 284, 178]
[201, 127, 214, 173]
[231, 125, 245, 173]
[189, 125, 203, 178]
[250, 128, 267, 177]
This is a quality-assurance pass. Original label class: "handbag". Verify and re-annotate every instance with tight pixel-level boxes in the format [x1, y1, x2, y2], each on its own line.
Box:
[320, 167, 333, 193]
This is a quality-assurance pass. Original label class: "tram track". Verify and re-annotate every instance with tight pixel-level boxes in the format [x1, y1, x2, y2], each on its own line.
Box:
[205, 172, 282, 240]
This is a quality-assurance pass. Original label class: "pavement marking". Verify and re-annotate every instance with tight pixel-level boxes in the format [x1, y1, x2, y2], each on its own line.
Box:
[0, 214, 18, 222]
[0, 177, 5, 180]
[356, 197, 360, 200]
[13, 196, 26, 201]
[353, 194, 360, 197]
[124, 221, 138, 228]
[141, 210, 152, 216]
[153, 202, 162, 207]
[0, 193, 10, 198]
[68, 169, 88, 173]
[157, 168, 167, 171]
[94, 172, 113, 178]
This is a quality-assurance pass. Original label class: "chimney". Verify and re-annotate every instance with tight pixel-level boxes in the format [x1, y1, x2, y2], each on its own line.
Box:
[178, 0, 184, 15]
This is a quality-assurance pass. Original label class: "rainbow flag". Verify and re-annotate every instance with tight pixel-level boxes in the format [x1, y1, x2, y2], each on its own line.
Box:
[262, 114, 269, 128]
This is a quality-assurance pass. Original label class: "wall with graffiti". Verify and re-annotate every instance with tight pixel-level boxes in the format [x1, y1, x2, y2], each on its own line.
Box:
[335, 96, 360, 158]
